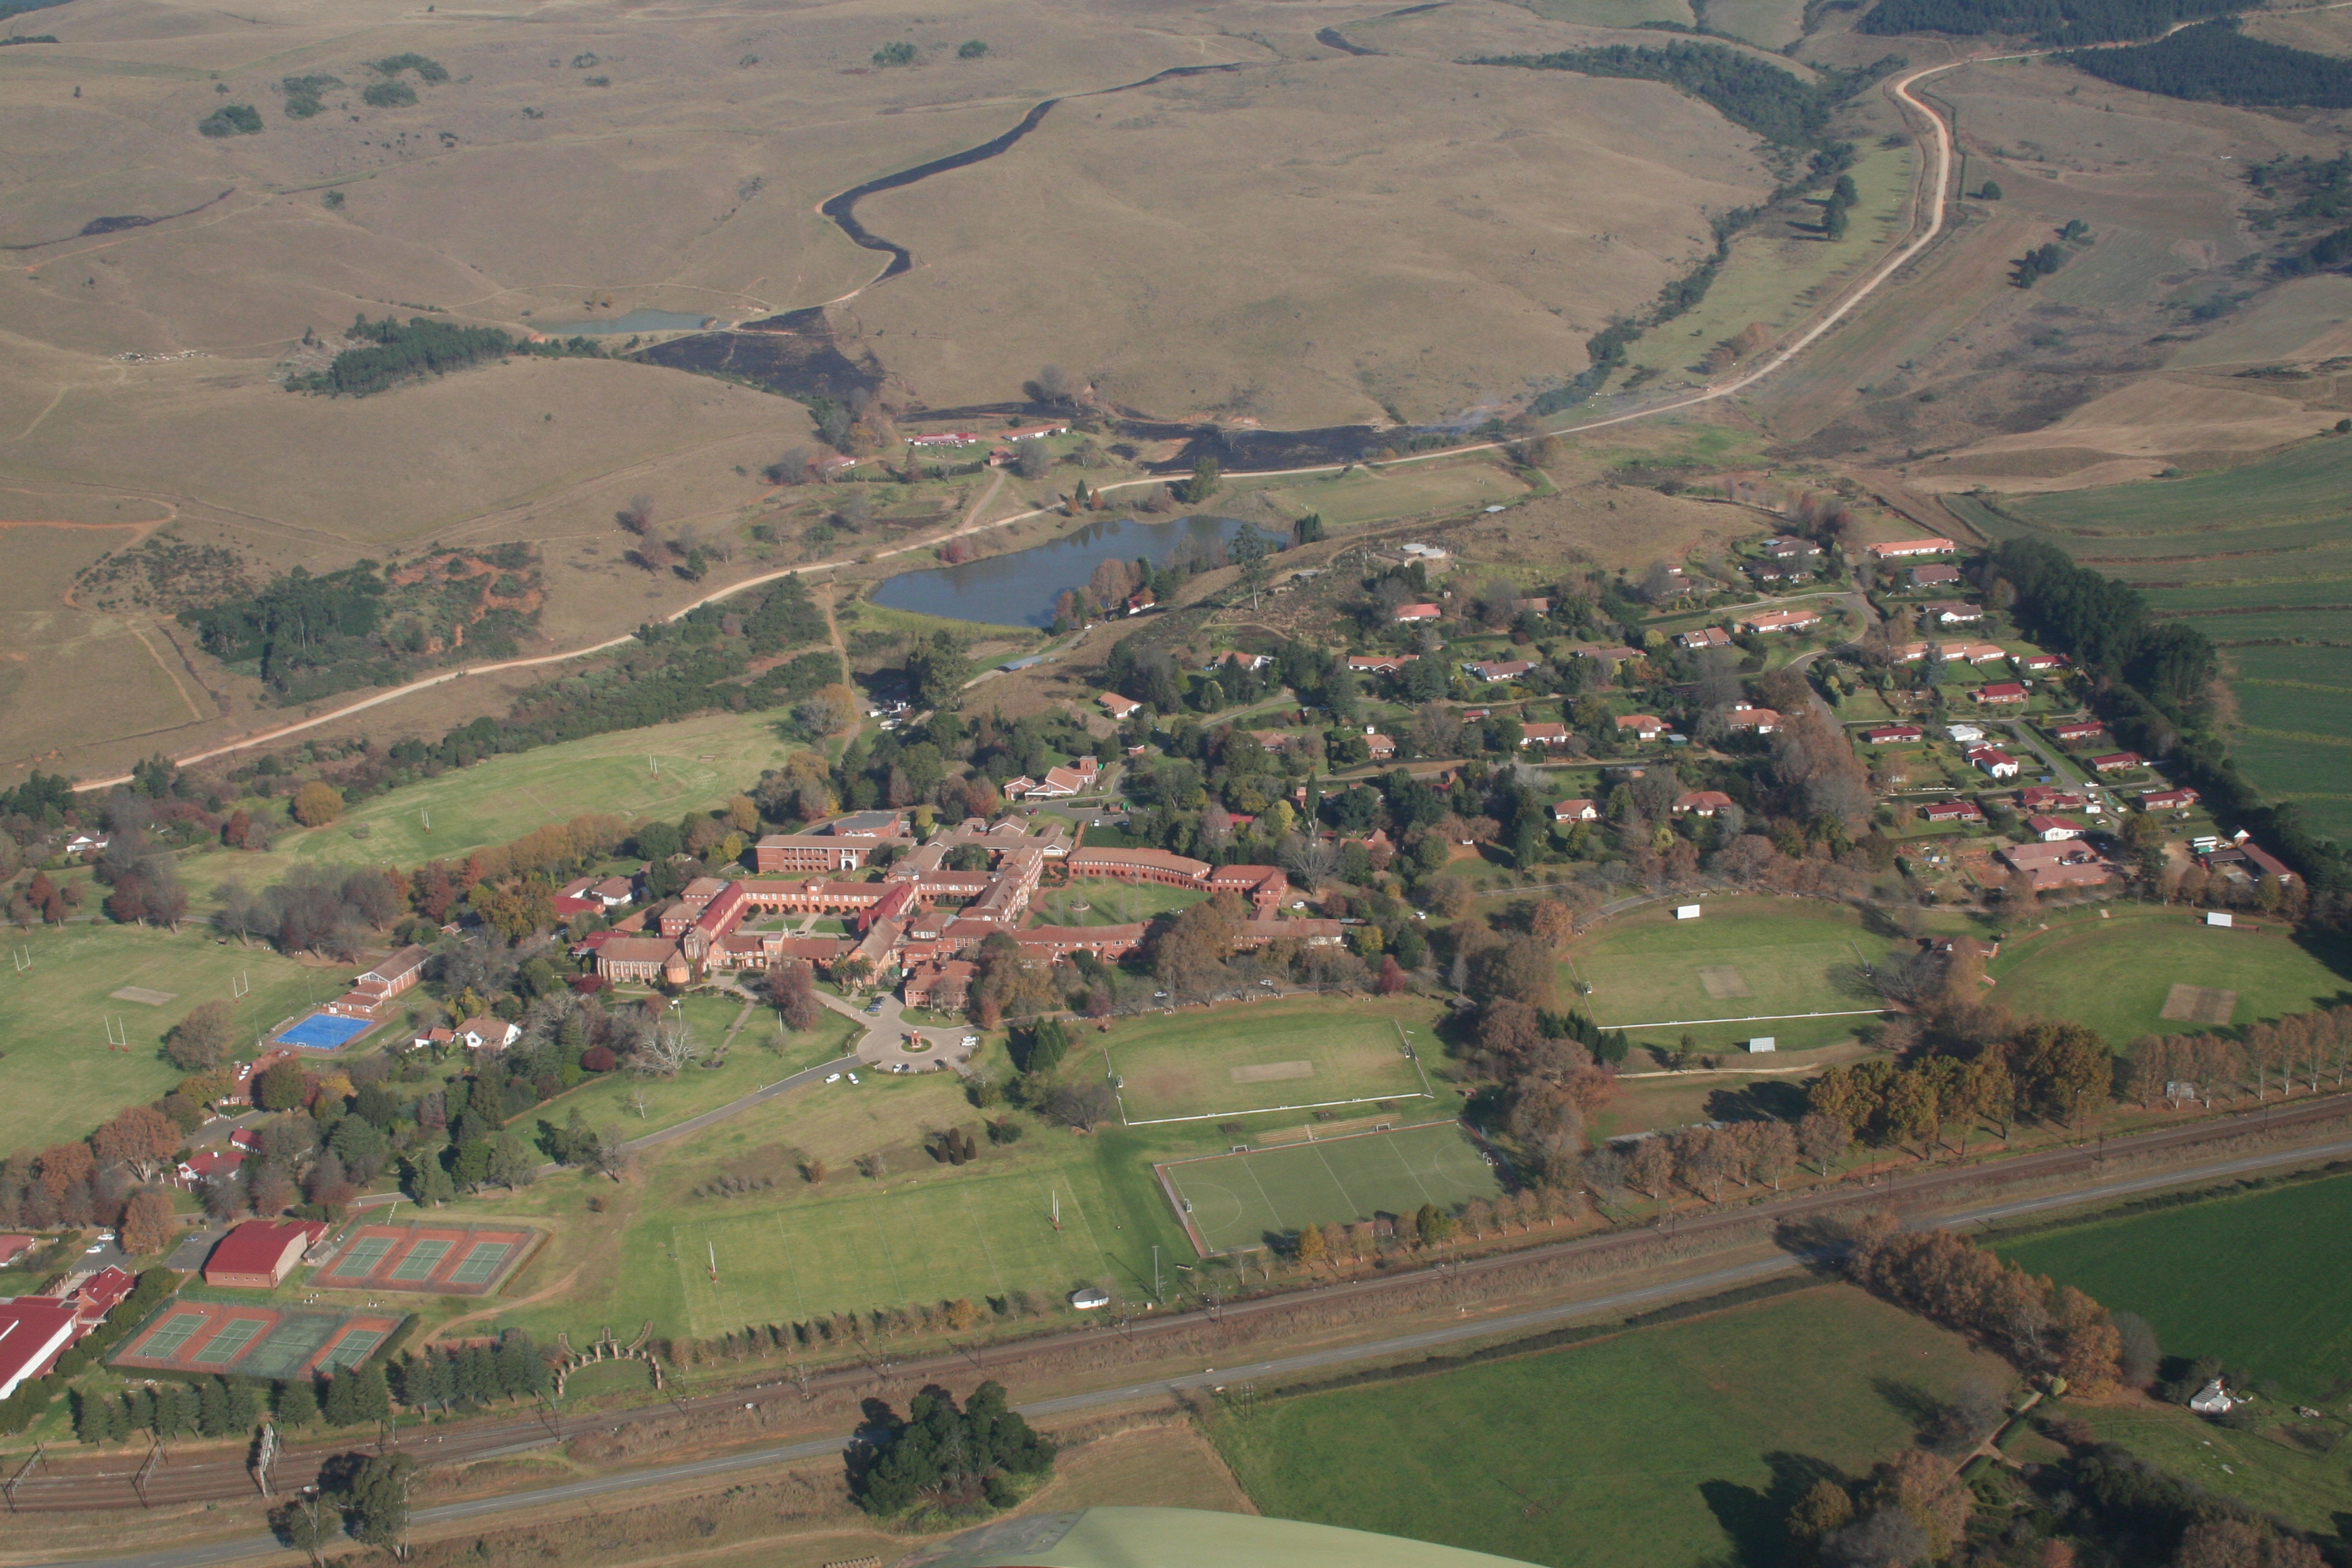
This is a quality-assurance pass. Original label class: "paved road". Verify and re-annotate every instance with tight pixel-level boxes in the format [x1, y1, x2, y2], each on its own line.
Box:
[31, 1111, 2352, 1568]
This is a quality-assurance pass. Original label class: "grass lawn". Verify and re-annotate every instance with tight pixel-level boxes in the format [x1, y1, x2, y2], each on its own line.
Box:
[1563, 897, 1897, 1032]
[2070, 1402, 2352, 1540]
[458, 1060, 1200, 1341]
[1097, 996, 1442, 1124]
[1212, 1284, 2011, 1568]
[550, 993, 861, 1137]
[1222, 458, 1531, 529]
[1996, 1172, 2352, 1404]
[278, 710, 802, 869]
[1161, 1122, 1501, 1254]
[1987, 906, 2352, 1043]
[1033, 881, 1209, 928]
[0, 922, 341, 1151]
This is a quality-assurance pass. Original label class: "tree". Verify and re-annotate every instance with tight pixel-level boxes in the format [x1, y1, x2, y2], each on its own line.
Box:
[289, 782, 344, 827]
[255, 1060, 310, 1111]
[850, 1382, 1055, 1516]
[487, 1132, 538, 1190]
[1044, 1082, 1117, 1131]
[2014, 1022, 2112, 1126]
[1529, 898, 1577, 950]
[166, 1000, 238, 1071]
[1627, 1136, 1673, 1197]
[344, 1452, 419, 1557]
[270, 1492, 333, 1568]
[1294, 1223, 1328, 1269]
[93, 1106, 181, 1181]
[119, 1188, 176, 1255]
[1797, 1111, 1849, 1173]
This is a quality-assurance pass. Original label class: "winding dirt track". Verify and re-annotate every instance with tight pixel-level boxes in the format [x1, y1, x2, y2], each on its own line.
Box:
[69, 54, 1983, 792]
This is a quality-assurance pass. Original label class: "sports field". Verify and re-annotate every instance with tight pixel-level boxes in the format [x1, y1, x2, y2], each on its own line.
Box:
[1032, 881, 1207, 927]
[668, 1159, 1147, 1337]
[278, 710, 803, 868]
[1159, 1122, 1502, 1254]
[111, 1298, 402, 1380]
[0, 922, 334, 1153]
[1988, 907, 2352, 1043]
[1212, 1284, 2010, 1568]
[1563, 899, 1895, 1047]
[312, 1222, 541, 1296]
[1997, 1172, 2352, 1404]
[1098, 998, 1435, 1124]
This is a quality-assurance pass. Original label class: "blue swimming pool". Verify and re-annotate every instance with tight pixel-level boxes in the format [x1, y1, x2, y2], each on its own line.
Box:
[276, 1013, 374, 1049]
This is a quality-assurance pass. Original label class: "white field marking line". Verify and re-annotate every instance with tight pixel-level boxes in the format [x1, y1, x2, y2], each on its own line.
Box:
[960, 1186, 1010, 1296]
[1239, 1153, 1288, 1239]
[770, 1210, 811, 1325]
[1600, 1008, 1888, 1028]
[71, 56, 1981, 793]
[1056, 1174, 1115, 1274]
[1307, 1139, 1372, 1223]
[864, 1200, 910, 1305]
[1395, 1017, 1437, 1098]
[1380, 1128, 1441, 1213]
[1120, 1090, 1433, 1126]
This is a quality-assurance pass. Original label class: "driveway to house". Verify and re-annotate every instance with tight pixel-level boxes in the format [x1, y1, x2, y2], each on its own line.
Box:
[809, 986, 978, 1075]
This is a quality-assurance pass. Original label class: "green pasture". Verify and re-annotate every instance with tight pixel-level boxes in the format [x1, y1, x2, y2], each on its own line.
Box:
[1212, 1284, 2011, 1568]
[1987, 906, 2352, 1043]
[2230, 733, 2352, 842]
[1616, 142, 1916, 387]
[1563, 898, 1896, 1030]
[1098, 996, 1441, 1124]
[1162, 1122, 1502, 1254]
[2070, 1402, 2352, 1540]
[1224, 459, 1532, 529]
[1997, 1173, 2352, 1405]
[1032, 881, 1208, 928]
[549, 992, 861, 1136]
[0, 922, 334, 1152]
[2001, 438, 2352, 536]
[280, 710, 801, 868]
[2138, 554, 2352, 593]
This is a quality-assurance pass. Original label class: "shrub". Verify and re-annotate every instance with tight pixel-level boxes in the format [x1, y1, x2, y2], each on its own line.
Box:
[290, 781, 343, 826]
[361, 80, 416, 108]
[198, 104, 262, 137]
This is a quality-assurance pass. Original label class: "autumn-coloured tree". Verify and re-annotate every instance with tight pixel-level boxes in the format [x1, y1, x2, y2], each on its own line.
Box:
[1626, 1136, 1673, 1198]
[165, 1000, 238, 1072]
[120, 1187, 176, 1255]
[93, 1106, 180, 1181]
[289, 781, 344, 827]
[1797, 1111, 1850, 1173]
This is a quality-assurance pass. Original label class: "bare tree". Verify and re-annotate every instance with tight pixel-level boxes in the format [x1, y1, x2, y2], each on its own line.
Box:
[1277, 833, 1337, 885]
[634, 1015, 702, 1077]
[616, 494, 655, 535]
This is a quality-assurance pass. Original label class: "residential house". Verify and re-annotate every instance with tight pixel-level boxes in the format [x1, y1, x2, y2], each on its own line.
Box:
[2025, 815, 2087, 842]
[1949, 642, 2009, 665]
[455, 1016, 521, 1052]
[1762, 536, 1823, 559]
[63, 834, 109, 861]
[1347, 653, 1418, 674]
[1205, 651, 1273, 673]
[1946, 723, 1985, 743]
[1863, 724, 1924, 745]
[1673, 791, 1736, 817]
[1923, 798, 1984, 823]
[2140, 788, 2200, 811]
[1395, 603, 1443, 623]
[1866, 538, 1956, 559]
[1100, 692, 1143, 721]
[1364, 732, 1398, 762]
[2016, 652, 2068, 673]
[176, 1147, 244, 1190]
[1972, 683, 2029, 706]
[2051, 721, 2104, 742]
[1124, 589, 1156, 616]
[1552, 798, 1600, 823]
[2090, 752, 2143, 773]
[1967, 745, 2020, 779]
[1519, 721, 1572, 748]
[1924, 602, 1984, 625]
[1722, 704, 1781, 734]
[1908, 564, 1963, 589]
[1998, 840, 2114, 889]
[2020, 787, 2087, 814]
[1740, 608, 1823, 635]
[1464, 659, 1535, 683]
[1677, 626, 1731, 651]
[1616, 714, 1669, 742]
[0, 1299, 77, 1400]
[2202, 840, 2296, 884]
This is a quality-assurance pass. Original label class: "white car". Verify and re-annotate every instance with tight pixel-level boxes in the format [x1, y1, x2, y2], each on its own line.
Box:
[824, 1072, 843, 1083]
[847, 1073, 860, 1085]
[962, 1034, 979, 1047]
[85, 1244, 104, 1254]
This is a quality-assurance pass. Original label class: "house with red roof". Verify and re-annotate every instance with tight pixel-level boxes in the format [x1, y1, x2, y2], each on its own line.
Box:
[2025, 815, 2087, 842]
[1867, 538, 1955, 559]
[2051, 720, 2104, 742]
[1923, 798, 1984, 823]
[1552, 798, 1599, 823]
[1972, 683, 2029, 706]
[0, 1298, 78, 1399]
[1863, 724, 1924, 745]
[2090, 751, 2143, 772]
[1395, 603, 1443, 623]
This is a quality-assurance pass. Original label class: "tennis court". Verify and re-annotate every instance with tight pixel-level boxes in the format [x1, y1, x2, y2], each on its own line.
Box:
[274, 1013, 376, 1050]
[110, 1298, 404, 1379]
[312, 1222, 539, 1296]
[1157, 1121, 1505, 1255]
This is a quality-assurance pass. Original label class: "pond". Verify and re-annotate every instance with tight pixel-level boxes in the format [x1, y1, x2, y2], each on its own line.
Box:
[870, 514, 1258, 628]
[541, 308, 720, 336]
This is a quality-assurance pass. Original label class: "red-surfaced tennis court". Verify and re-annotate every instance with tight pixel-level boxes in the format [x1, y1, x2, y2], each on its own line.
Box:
[109, 1299, 402, 1379]
[311, 1222, 540, 1296]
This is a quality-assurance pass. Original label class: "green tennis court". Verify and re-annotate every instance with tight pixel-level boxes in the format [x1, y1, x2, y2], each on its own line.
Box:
[450, 1242, 511, 1285]
[1159, 1122, 1505, 1254]
[388, 1238, 453, 1282]
[321, 1235, 396, 1281]
[321, 1328, 387, 1371]
[133, 1310, 209, 1361]
[239, 1313, 338, 1379]
[189, 1316, 265, 1365]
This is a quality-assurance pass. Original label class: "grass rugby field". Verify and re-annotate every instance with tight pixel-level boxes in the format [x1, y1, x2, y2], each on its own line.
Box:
[1212, 1284, 2010, 1568]
[1097, 997, 1439, 1124]
[1161, 1122, 1502, 1254]
[1996, 1172, 2352, 1404]
[1987, 906, 2352, 1043]
[0, 922, 333, 1150]
[1561, 898, 1897, 1054]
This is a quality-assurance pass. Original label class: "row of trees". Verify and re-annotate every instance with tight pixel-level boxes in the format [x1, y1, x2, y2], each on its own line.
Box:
[1845, 1215, 2125, 1392]
[2066, 20, 2352, 108]
[2126, 1006, 2352, 1105]
[1808, 1021, 2112, 1156]
[288, 314, 604, 398]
